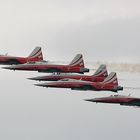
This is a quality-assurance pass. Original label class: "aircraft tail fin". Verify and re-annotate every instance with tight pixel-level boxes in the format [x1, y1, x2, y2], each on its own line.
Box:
[101, 72, 123, 92]
[93, 64, 108, 77]
[69, 54, 84, 67]
[102, 72, 118, 86]
[28, 47, 43, 61]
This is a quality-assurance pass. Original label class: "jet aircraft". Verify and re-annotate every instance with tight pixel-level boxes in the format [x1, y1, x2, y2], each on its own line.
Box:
[28, 64, 108, 82]
[3, 54, 89, 74]
[35, 72, 123, 92]
[0, 47, 43, 65]
[85, 95, 140, 107]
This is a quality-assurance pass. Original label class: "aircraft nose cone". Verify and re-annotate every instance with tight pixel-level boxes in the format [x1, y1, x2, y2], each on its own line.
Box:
[28, 77, 39, 81]
[34, 84, 43, 87]
[34, 83, 48, 87]
[27, 78, 34, 80]
[28, 76, 45, 81]
[84, 99, 96, 102]
[2, 66, 13, 70]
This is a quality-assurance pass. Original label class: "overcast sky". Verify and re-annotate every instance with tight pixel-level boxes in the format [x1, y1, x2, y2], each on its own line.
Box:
[0, 1, 140, 140]
[0, 0, 140, 62]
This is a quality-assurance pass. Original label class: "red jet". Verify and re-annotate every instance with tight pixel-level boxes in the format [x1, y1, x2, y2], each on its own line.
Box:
[0, 47, 43, 65]
[28, 64, 108, 82]
[35, 72, 123, 92]
[85, 95, 140, 107]
[3, 54, 89, 74]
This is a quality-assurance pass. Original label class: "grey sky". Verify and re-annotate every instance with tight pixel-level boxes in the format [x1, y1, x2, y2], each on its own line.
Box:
[0, 0, 140, 62]
[0, 1, 140, 140]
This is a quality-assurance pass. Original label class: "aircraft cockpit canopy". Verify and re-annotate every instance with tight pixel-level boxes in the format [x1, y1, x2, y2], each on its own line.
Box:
[26, 60, 47, 64]
[60, 78, 70, 81]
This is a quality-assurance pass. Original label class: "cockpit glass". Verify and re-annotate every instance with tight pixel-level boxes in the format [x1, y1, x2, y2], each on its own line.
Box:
[27, 61, 36, 64]
[61, 79, 69, 81]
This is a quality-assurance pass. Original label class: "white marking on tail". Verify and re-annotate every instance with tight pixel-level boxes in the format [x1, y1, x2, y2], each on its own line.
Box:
[28, 47, 43, 60]
[93, 64, 108, 77]
[102, 72, 118, 86]
[69, 54, 84, 67]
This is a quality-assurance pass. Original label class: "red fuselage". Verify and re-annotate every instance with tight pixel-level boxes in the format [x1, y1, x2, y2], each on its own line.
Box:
[29, 74, 105, 82]
[35, 79, 122, 92]
[92, 96, 134, 103]
[85, 95, 140, 107]
[4, 63, 89, 74]
[0, 55, 42, 65]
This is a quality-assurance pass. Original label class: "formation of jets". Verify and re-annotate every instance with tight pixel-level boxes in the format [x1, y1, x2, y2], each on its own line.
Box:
[1, 47, 140, 107]
[3, 54, 89, 73]
[28, 64, 108, 82]
[34, 72, 123, 92]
